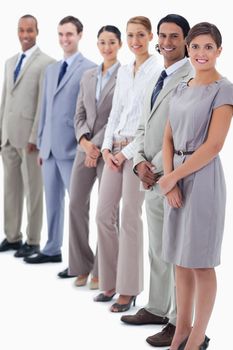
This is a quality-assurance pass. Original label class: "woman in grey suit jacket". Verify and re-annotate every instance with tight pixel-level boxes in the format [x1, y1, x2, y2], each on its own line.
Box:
[59, 25, 122, 288]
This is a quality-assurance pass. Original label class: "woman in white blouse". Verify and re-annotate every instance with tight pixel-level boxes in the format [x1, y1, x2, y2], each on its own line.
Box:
[95, 16, 161, 312]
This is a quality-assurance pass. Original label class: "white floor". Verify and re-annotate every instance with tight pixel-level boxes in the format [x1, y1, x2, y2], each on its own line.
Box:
[0, 160, 232, 350]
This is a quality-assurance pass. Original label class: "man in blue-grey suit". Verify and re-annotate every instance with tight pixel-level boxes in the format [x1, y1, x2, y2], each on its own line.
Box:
[25, 16, 96, 264]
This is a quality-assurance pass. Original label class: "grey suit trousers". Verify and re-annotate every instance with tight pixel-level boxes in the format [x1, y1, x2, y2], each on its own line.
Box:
[1, 142, 43, 244]
[68, 151, 104, 277]
[145, 189, 176, 325]
[96, 160, 145, 295]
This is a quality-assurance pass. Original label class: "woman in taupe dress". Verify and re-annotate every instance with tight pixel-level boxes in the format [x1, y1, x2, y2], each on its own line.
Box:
[159, 23, 233, 349]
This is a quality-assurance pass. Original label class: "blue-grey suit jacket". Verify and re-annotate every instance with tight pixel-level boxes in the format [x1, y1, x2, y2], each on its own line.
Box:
[37, 53, 96, 160]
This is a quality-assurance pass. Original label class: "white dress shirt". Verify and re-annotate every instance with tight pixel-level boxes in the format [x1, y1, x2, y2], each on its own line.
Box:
[96, 61, 119, 101]
[102, 55, 161, 159]
[15, 44, 38, 69]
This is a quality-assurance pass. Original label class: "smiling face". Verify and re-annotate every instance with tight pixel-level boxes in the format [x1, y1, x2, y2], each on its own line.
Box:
[187, 34, 222, 72]
[158, 22, 186, 67]
[97, 31, 121, 62]
[126, 23, 153, 57]
[58, 22, 82, 57]
[18, 17, 38, 52]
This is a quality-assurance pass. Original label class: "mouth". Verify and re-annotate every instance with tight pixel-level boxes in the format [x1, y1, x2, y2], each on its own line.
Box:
[131, 45, 142, 50]
[162, 47, 175, 52]
[196, 59, 208, 64]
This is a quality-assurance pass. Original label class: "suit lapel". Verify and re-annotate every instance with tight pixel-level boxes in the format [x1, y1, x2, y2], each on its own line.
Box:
[148, 61, 192, 120]
[55, 53, 84, 93]
[12, 48, 41, 89]
[97, 63, 120, 108]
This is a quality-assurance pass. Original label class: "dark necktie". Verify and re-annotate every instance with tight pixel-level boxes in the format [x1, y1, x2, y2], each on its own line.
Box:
[14, 53, 26, 83]
[151, 70, 167, 110]
[57, 61, 68, 86]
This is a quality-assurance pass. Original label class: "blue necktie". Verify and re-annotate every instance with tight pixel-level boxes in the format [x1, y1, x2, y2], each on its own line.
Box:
[151, 70, 167, 110]
[57, 61, 68, 86]
[14, 53, 26, 83]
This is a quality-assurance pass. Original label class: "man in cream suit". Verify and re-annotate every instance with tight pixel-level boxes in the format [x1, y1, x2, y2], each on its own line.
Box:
[25, 16, 96, 264]
[121, 14, 193, 347]
[0, 15, 54, 257]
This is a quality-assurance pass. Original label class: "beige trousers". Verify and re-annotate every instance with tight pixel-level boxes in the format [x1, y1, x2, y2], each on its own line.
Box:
[1, 142, 43, 244]
[96, 159, 144, 295]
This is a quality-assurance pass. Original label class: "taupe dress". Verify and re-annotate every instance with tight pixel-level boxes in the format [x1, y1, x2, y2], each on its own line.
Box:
[162, 78, 233, 268]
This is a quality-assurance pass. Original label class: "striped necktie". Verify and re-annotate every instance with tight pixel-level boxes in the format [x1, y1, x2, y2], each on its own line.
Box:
[151, 70, 167, 110]
[14, 53, 26, 83]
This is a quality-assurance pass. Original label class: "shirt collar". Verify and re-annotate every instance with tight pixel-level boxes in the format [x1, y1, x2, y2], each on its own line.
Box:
[63, 51, 81, 67]
[20, 44, 38, 58]
[129, 55, 158, 75]
[165, 57, 188, 76]
[97, 61, 119, 77]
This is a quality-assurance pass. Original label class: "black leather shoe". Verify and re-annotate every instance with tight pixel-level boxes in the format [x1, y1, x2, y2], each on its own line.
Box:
[14, 242, 40, 258]
[146, 323, 176, 347]
[0, 238, 22, 252]
[24, 252, 62, 264]
[57, 268, 76, 278]
[121, 308, 169, 325]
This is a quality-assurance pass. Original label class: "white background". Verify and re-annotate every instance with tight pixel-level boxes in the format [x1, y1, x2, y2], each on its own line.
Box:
[0, 1, 233, 349]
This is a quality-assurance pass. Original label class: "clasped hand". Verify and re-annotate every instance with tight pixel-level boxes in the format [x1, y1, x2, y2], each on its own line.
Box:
[158, 173, 183, 208]
[83, 141, 101, 168]
[103, 150, 126, 171]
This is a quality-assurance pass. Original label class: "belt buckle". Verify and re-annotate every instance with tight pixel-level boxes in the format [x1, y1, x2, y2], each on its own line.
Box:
[178, 150, 184, 156]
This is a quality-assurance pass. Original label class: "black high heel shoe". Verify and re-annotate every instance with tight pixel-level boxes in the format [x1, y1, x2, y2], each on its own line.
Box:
[167, 336, 188, 350]
[110, 296, 136, 313]
[199, 335, 210, 349]
[94, 292, 116, 302]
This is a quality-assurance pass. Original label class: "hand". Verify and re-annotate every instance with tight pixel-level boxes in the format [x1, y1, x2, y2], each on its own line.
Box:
[102, 149, 120, 171]
[84, 155, 97, 168]
[37, 156, 43, 166]
[158, 172, 177, 195]
[166, 185, 183, 208]
[136, 161, 156, 188]
[113, 152, 126, 167]
[27, 143, 37, 153]
[80, 137, 100, 159]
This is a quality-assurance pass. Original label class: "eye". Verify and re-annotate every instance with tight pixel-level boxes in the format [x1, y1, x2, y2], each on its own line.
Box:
[206, 45, 214, 50]
[191, 44, 198, 49]
[138, 33, 145, 37]
[158, 33, 166, 38]
[170, 34, 179, 39]
[127, 33, 133, 38]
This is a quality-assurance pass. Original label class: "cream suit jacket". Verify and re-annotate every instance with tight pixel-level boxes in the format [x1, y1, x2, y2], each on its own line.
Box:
[0, 48, 55, 148]
[134, 61, 193, 188]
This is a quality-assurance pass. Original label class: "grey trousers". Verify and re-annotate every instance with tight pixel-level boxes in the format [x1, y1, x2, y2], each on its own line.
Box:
[96, 159, 145, 295]
[68, 151, 104, 277]
[145, 190, 176, 325]
[1, 142, 43, 245]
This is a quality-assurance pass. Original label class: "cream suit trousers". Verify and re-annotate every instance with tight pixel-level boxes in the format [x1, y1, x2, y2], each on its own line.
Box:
[96, 159, 145, 295]
[1, 142, 43, 244]
[145, 190, 176, 325]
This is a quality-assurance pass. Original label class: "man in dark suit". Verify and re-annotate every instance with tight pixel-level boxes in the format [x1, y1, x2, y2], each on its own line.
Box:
[24, 16, 96, 264]
[0, 14, 54, 258]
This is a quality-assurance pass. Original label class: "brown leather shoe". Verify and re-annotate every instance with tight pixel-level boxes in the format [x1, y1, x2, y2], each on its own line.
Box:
[146, 323, 176, 347]
[121, 308, 169, 325]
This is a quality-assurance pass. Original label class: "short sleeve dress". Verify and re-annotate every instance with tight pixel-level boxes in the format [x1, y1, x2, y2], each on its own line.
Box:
[162, 77, 233, 268]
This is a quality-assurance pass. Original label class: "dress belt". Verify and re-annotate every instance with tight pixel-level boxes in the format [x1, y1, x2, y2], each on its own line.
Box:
[174, 150, 194, 156]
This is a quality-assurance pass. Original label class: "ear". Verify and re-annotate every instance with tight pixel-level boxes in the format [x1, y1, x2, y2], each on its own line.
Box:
[186, 44, 190, 57]
[149, 32, 153, 42]
[217, 46, 222, 57]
